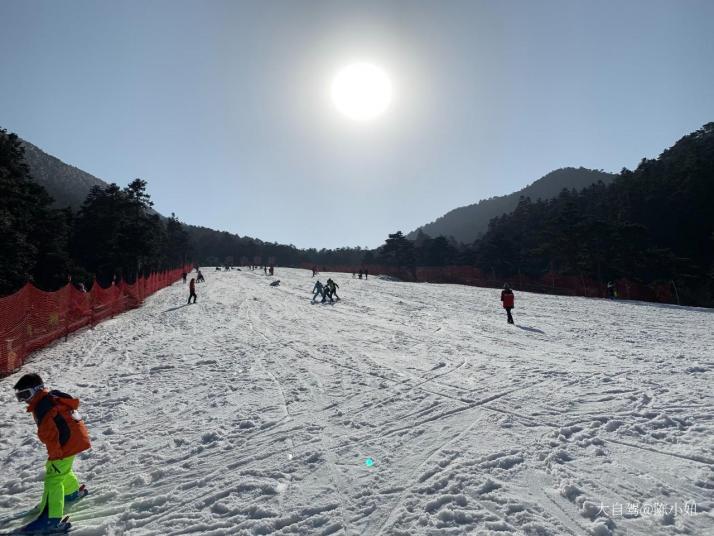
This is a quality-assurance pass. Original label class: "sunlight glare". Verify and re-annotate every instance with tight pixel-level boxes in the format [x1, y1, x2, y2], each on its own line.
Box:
[331, 63, 393, 121]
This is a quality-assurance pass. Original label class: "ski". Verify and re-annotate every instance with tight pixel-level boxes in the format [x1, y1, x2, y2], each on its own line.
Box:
[1, 486, 84, 534]
[0, 510, 37, 528]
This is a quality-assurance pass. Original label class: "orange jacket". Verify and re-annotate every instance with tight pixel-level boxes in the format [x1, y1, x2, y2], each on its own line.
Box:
[501, 290, 515, 308]
[27, 389, 91, 461]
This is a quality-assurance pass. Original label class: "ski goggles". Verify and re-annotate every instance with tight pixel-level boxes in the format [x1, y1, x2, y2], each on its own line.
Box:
[15, 385, 43, 403]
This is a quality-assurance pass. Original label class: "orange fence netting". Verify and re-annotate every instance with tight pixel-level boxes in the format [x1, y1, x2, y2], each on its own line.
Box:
[0, 265, 191, 378]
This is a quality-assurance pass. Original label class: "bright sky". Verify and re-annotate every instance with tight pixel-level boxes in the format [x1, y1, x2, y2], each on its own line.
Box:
[1, 0, 713, 249]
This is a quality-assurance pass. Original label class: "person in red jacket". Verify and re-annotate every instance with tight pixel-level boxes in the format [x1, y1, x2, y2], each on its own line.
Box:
[13, 373, 91, 533]
[500, 283, 515, 324]
[188, 277, 197, 304]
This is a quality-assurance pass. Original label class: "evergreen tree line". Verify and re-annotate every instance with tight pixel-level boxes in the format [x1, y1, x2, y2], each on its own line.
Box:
[1, 129, 190, 295]
[3, 122, 712, 306]
[367, 123, 714, 307]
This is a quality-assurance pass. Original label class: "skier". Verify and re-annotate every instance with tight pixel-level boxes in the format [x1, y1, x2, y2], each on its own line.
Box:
[269, 265, 274, 276]
[323, 284, 333, 303]
[501, 283, 515, 324]
[182, 272, 187, 284]
[312, 280, 324, 302]
[358, 269, 363, 280]
[196, 270, 205, 283]
[13, 373, 91, 534]
[188, 278, 197, 304]
[607, 281, 617, 299]
[326, 278, 340, 301]
[364, 268, 368, 280]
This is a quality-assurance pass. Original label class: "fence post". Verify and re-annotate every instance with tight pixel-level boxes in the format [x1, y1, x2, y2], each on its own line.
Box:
[671, 280, 680, 305]
[90, 278, 95, 328]
[64, 284, 70, 342]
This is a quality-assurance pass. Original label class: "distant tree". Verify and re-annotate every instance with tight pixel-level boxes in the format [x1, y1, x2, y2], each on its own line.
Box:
[71, 179, 165, 285]
[0, 128, 70, 294]
[165, 213, 190, 268]
[376, 231, 416, 275]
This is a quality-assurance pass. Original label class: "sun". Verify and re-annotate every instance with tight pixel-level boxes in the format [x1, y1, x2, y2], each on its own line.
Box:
[331, 63, 393, 121]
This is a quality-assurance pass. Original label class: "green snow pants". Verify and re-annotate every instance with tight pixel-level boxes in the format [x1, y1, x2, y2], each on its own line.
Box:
[39, 456, 80, 519]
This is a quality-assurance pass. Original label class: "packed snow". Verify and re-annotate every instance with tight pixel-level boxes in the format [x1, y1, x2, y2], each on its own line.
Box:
[1, 268, 713, 535]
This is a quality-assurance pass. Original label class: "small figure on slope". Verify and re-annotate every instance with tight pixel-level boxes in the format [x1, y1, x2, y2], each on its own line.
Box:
[196, 270, 205, 283]
[326, 278, 340, 302]
[312, 280, 324, 302]
[13, 373, 91, 534]
[501, 283, 515, 324]
[607, 281, 617, 299]
[188, 277, 197, 304]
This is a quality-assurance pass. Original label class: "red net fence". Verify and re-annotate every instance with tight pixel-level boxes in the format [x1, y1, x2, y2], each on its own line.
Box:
[0, 265, 191, 378]
[302, 264, 676, 304]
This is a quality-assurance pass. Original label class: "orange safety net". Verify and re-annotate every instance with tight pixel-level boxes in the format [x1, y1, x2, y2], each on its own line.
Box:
[0, 265, 192, 377]
[302, 263, 676, 304]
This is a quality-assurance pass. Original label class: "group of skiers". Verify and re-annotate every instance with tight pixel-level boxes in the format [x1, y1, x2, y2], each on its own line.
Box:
[352, 269, 369, 279]
[9, 272, 519, 534]
[312, 278, 340, 303]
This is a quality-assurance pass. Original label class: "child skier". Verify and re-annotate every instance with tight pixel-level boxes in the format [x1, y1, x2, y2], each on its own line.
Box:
[13, 373, 91, 534]
[188, 278, 197, 304]
[500, 283, 515, 324]
[326, 278, 340, 301]
[312, 280, 324, 302]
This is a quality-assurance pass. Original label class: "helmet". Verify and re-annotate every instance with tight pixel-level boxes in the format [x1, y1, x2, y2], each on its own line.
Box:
[503, 283, 511, 290]
[13, 373, 44, 403]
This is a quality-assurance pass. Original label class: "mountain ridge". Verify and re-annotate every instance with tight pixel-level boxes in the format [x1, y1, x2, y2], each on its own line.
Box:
[20, 139, 110, 210]
[408, 167, 616, 243]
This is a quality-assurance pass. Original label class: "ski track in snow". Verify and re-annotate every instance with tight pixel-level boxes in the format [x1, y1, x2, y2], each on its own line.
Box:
[1, 268, 713, 536]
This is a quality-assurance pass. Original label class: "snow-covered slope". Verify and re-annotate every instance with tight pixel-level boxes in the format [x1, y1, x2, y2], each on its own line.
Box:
[1, 268, 712, 536]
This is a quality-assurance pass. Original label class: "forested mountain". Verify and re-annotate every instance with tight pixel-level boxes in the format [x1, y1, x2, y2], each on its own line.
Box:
[6, 122, 713, 306]
[13, 136, 309, 271]
[20, 140, 110, 210]
[408, 167, 616, 243]
[471, 123, 714, 305]
[1, 126, 193, 295]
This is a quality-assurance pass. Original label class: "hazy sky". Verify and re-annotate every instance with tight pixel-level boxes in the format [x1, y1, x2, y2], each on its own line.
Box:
[1, 0, 713, 249]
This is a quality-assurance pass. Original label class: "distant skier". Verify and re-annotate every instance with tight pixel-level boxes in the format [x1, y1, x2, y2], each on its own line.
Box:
[358, 269, 363, 280]
[188, 278, 197, 304]
[501, 283, 515, 324]
[607, 281, 617, 299]
[182, 272, 187, 284]
[269, 265, 274, 276]
[196, 270, 205, 283]
[312, 280, 324, 302]
[326, 278, 340, 301]
[364, 268, 368, 280]
[13, 373, 91, 534]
